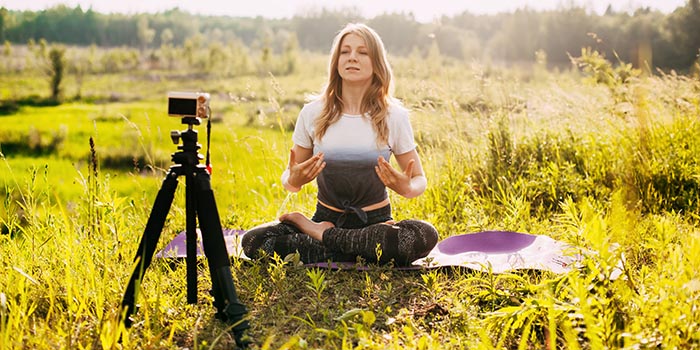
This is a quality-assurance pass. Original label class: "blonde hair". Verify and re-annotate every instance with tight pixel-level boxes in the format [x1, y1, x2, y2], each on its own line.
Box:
[314, 23, 394, 145]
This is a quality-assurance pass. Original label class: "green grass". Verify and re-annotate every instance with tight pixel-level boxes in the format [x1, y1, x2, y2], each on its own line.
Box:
[1, 51, 700, 349]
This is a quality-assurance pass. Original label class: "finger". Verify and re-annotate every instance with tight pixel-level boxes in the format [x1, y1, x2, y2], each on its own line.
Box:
[375, 165, 387, 184]
[300, 162, 316, 178]
[381, 160, 400, 181]
[310, 160, 326, 178]
[377, 155, 393, 174]
[293, 153, 322, 180]
[377, 155, 391, 170]
[376, 164, 395, 187]
[377, 165, 398, 187]
[308, 153, 325, 173]
[301, 152, 323, 167]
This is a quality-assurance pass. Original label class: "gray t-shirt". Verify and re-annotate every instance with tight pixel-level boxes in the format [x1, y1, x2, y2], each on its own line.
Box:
[292, 98, 416, 211]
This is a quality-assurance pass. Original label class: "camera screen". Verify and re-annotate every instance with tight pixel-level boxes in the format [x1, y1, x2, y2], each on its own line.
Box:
[168, 98, 197, 116]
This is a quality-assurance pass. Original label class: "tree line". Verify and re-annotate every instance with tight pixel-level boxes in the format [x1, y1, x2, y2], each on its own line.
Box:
[0, 1, 699, 71]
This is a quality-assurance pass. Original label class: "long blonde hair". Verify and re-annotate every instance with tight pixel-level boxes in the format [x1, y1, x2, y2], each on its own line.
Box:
[314, 23, 394, 145]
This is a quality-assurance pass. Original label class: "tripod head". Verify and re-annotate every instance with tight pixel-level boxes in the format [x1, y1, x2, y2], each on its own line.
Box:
[170, 117, 205, 169]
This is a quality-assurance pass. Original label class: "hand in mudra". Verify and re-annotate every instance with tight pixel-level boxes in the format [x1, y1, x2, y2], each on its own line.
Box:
[375, 155, 414, 196]
[287, 149, 325, 188]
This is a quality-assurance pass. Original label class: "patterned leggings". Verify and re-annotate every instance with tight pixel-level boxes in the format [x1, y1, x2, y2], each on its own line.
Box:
[241, 203, 439, 266]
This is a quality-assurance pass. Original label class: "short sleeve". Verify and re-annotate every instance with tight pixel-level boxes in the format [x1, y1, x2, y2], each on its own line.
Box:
[389, 105, 416, 155]
[291, 103, 316, 149]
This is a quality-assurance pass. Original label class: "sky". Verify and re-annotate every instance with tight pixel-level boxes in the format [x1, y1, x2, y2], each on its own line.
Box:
[0, 0, 688, 22]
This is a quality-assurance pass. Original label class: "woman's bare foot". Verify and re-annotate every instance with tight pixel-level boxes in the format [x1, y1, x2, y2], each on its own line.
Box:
[279, 212, 334, 241]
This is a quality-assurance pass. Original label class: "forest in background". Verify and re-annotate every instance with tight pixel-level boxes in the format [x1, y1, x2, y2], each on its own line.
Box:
[1, 0, 699, 73]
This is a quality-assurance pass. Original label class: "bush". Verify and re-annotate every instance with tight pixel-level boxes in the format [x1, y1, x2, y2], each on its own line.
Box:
[47, 46, 66, 101]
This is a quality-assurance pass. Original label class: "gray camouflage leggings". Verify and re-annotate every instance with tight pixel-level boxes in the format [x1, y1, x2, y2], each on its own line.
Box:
[241, 204, 439, 266]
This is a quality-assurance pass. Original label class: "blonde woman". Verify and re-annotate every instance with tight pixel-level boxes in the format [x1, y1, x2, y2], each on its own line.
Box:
[242, 23, 438, 266]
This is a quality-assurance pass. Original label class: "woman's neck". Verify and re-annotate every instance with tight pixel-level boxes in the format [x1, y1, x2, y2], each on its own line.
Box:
[341, 81, 369, 115]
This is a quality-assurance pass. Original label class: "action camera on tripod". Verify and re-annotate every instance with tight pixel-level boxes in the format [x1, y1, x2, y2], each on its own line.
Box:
[120, 92, 250, 348]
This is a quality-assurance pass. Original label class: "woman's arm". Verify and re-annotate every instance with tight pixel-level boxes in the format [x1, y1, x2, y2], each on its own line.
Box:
[375, 149, 426, 198]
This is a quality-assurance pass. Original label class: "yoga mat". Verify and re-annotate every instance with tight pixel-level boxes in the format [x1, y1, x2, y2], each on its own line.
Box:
[156, 228, 248, 259]
[412, 231, 580, 273]
[155, 229, 590, 274]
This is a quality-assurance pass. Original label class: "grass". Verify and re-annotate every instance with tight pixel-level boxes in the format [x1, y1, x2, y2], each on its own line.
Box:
[1, 50, 700, 349]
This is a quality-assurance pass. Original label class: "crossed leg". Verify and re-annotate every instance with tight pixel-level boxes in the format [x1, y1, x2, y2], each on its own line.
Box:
[278, 212, 335, 241]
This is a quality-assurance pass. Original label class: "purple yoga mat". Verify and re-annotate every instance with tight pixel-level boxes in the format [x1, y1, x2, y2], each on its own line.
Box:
[156, 229, 583, 274]
[155, 229, 248, 259]
[411, 230, 579, 273]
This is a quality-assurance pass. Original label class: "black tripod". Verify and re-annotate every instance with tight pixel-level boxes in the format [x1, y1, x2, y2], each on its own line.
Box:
[120, 116, 249, 348]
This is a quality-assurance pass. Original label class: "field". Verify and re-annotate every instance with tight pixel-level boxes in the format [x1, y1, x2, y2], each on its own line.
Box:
[1, 49, 700, 349]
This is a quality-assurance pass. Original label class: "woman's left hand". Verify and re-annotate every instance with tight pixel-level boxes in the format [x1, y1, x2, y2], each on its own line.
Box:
[375, 155, 414, 196]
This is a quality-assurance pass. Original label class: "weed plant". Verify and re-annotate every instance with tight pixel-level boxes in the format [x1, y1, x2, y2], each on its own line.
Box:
[1, 51, 699, 349]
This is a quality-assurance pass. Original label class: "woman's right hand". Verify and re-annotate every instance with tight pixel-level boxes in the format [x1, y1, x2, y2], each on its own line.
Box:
[286, 147, 325, 189]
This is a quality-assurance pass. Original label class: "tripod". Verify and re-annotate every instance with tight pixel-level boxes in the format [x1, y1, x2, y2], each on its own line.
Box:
[120, 117, 249, 348]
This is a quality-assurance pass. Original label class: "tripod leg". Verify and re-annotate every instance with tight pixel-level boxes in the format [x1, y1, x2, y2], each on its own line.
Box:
[121, 172, 178, 327]
[194, 172, 250, 347]
[211, 267, 251, 348]
[185, 173, 198, 304]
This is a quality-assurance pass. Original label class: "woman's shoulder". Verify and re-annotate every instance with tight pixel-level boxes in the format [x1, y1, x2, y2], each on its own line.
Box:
[300, 96, 325, 116]
[387, 98, 410, 121]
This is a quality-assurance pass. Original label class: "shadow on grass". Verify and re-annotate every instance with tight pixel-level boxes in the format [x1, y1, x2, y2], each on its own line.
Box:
[99, 153, 170, 174]
[0, 96, 61, 115]
[0, 93, 139, 116]
[0, 141, 60, 157]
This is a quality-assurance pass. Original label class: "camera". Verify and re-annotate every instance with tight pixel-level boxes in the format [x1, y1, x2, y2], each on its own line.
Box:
[168, 91, 210, 119]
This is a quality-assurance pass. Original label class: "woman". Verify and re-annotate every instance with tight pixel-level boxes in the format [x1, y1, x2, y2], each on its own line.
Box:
[242, 23, 438, 266]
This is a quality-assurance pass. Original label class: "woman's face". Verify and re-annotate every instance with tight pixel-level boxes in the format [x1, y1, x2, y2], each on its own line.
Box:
[337, 33, 373, 85]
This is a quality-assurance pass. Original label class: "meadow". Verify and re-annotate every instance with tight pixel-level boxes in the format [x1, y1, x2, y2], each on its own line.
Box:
[1, 48, 699, 349]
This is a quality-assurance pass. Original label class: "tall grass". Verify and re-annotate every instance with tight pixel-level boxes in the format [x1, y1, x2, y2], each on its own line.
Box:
[1, 52, 700, 349]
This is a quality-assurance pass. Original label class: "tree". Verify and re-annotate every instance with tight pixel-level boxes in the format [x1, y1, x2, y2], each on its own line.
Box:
[47, 45, 66, 101]
[625, 9, 659, 75]
[0, 7, 7, 42]
[137, 16, 155, 51]
[665, 0, 700, 69]
[487, 9, 544, 63]
[282, 30, 299, 75]
[540, 7, 593, 65]
[160, 27, 173, 46]
[368, 12, 420, 55]
[2, 40, 11, 72]
[293, 7, 362, 52]
[159, 28, 175, 70]
[207, 41, 227, 73]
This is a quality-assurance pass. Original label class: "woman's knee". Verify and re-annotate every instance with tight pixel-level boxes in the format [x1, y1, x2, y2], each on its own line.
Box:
[240, 231, 255, 254]
[398, 220, 438, 246]
[241, 225, 273, 258]
[395, 220, 439, 264]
